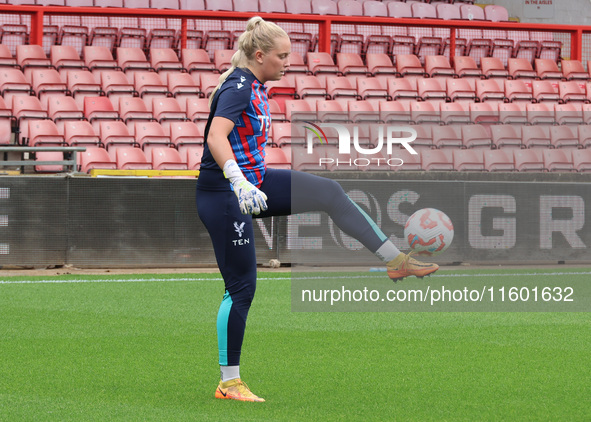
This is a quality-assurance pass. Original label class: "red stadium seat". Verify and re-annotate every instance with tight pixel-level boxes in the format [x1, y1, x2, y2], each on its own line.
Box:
[336, 53, 368, 76]
[513, 148, 545, 172]
[0, 68, 34, 104]
[440, 102, 471, 125]
[554, 103, 583, 125]
[532, 80, 560, 103]
[167, 72, 202, 103]
[421, 149, 454, 172]
[561, 60, 589, 81]
[484, 5, 509, 22]
[558, 81, 587, 103]
[484, 149, 515, 172]
[504, 79, 533, 103]
[35, 151, 65, 173]
[213, 49, 235, 74]
[47, 95, 84, 132]
[498, 102, 527, 125]
[151, 147, 188, 170]
[469, 102, 499, 125]
[508, 31, 538, 66]
[133, 72, 170, 108]
[410, 101, 440, 125]
[13, 96, 48, 144]
[480, 57, 509, 79]
[454, 56, 483, 79]
[295, 75, 330, 102]
[185, 145, 204, 170]
[527, 102, 555, 125]
[347, 100, 378, 123]
[83, 97, 119, 132]
[521, 125, 551, 148]
[366, 53, 397, 77]
[170, 121, 204, 155]
[508, 58, 537, 80]
[571, 147, 591, 172]
[119, 97, 154, 133]
[117, 47, 153, 74]
[432, 125, 462, 149]
[150, 48, 184, 75]
[307, 52, 340, 76]
[356, 77, 389, 101]
[99, 121, 138, 151]
[30, 69, 69, 105]
[67, 70, 104, 109]
[543, 148, 575, 172]
[325, 76, 359, 104]
[152, 97, 188, 127]
[50, 45, 86, 77]
[265, 146, 291, 170]
[316, 100, 348, 123]
[387, 77, 419, 102]
[284, 99, 317, 122]
[379, 101, 411, 124]
[84, 46, 120, 76]
[63, 120, 101, 147]
[425, 55, 455, 78]
[491, 125, 522, 149]
[535, 58, 563, 80]
[114, 147, 152, 170]
[100, 71, 136, 103]
[462, 124, 492, 149]
[134, 121, 172, 154]
[550, 125, 579, 149]
[79, 147, 117, 173]
[453, 149, 485, 172]
[186, 97, 211, 121]
[182, 49, 217, 75]
[395, 54, 426, 78]
[417, 77, 447, 102]
[28, 119, 64, 147]
[447, 78, 476, 103]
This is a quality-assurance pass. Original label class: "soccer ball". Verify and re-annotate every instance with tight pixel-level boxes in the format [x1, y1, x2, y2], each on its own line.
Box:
[404, 208, 454, 256]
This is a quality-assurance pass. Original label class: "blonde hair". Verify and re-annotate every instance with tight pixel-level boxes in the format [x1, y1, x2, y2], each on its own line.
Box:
[208, 16, 288, 105]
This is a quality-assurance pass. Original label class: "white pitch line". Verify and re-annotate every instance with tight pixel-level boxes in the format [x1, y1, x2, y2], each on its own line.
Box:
[1, 271, 591, 285]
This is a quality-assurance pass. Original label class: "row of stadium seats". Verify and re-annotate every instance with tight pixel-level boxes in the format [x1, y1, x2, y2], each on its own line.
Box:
[0, 44, 578, 89]
[292, 145, 591, 173]
[72, 143, 591, 175]
[0, 6, 555, 65]
[277, 123, 591, 149]
[6, 0, 493, 17]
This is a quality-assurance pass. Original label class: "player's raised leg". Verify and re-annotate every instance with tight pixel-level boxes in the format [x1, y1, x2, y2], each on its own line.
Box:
[259, 169, 439, 282]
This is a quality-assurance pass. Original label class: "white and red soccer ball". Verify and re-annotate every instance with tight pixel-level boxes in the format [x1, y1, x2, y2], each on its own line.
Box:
[404, 208, 454, 256]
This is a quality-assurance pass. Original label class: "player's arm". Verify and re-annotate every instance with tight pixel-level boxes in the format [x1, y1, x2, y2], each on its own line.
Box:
[207, 116, 237, 169]
[207, 116, 268, 215]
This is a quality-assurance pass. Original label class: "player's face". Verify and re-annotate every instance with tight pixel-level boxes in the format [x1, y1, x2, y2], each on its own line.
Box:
[261, 36, 291, 82]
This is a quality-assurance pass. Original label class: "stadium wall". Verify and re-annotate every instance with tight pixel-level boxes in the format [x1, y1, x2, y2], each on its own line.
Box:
[1, 174, 590, 268]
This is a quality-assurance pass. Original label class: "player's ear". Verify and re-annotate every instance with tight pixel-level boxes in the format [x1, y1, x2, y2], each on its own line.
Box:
[254, 49, 265, 64]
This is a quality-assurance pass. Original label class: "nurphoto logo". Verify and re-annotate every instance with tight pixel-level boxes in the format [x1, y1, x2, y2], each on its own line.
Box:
[301, 122, 418, 169]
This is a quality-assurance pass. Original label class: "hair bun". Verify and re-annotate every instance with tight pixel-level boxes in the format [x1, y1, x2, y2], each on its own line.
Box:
[246, 16, 264, 31]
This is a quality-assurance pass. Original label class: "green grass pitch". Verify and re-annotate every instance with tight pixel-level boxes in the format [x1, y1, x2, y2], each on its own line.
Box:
[1, 268, 590, 421]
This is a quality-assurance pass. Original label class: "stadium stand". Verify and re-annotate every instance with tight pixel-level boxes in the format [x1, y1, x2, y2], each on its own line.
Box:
[0, 2, 587, 175]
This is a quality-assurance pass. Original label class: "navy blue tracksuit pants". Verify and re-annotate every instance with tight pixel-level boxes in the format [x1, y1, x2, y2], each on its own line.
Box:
[196, 168, 388, 366]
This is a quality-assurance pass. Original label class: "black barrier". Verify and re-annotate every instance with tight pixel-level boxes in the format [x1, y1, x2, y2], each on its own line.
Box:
[0, 176, 589, 268]
[287, 179, 591, 266]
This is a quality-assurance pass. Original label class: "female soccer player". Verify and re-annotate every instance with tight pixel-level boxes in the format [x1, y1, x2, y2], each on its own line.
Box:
[195, 16, 438, 402]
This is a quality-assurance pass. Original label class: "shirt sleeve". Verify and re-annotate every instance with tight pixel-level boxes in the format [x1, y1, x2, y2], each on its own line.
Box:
[213, 76, 252, 124]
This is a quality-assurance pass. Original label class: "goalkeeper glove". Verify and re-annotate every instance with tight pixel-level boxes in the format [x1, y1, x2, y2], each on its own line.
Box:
[223, 159, 268, 215]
